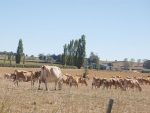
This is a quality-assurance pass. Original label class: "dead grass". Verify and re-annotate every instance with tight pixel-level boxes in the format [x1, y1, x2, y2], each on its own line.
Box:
[0, 67, 150, 113]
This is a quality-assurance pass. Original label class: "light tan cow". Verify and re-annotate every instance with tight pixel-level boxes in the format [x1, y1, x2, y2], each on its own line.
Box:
[38, 66, 63, 90]
[123, 78, 142, 91]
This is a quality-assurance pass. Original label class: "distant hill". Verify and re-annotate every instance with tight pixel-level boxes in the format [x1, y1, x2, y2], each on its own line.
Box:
[100, 60, 143, 70]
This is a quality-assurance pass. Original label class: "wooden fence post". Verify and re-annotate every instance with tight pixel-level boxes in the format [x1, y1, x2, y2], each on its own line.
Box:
[106, 99, 114, 113]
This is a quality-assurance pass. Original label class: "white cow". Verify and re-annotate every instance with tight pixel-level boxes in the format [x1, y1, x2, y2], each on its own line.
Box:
[38, 66, 63, 90]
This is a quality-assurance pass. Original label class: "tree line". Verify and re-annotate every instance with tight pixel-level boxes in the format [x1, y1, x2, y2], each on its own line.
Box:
[2, 38, 149, 70]
[62, 35, 86, 69]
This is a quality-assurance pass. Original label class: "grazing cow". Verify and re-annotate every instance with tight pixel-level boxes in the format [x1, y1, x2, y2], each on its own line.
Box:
[92, 77, 102, 89]
[64, 74, 78, 88]
[142, 77, 150, 85]
[76, 74, 88, 86]
[38, 66, 63, 90]
[123, 78, 142, 91]
[70, 76, 79, 88]
[102, 78, 112, 90]
[13, 70, 32, 86]
[136, 77, 143, 85]
[62, 74, 70, 85]
[109, 76, 123, 89]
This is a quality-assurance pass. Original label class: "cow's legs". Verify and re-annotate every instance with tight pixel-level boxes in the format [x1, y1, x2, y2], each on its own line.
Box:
[31, 80, 34, 87]
[14, 80, 18, 86]
[58, 79, 62, 90]
[55, 82, 57, 90]
[55, 79, 61, 90]
[38, 79, 41, 90]
[44, 82, 48, 90]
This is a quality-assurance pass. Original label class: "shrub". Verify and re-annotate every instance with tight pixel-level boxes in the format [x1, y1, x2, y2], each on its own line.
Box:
[142, 69, 150, 73]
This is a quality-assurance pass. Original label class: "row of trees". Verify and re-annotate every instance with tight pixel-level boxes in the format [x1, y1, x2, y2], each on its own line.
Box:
[38, 54, 62, 63]
[62, 35, 86, 69]
[2, 39, 25, 65]
[123, 58, 148, 70]
[88, 52, 100, 70]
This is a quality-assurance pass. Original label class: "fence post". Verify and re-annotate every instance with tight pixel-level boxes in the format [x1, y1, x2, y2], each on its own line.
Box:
[106, 99, 114, 113]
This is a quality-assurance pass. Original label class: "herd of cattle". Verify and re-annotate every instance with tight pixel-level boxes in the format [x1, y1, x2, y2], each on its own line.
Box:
[1, 66, 150, 92]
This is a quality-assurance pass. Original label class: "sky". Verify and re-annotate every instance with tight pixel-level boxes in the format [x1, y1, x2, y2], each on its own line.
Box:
[0, 0, 149, 61]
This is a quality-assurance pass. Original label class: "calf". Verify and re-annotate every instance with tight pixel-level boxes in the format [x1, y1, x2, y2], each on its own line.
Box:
[31, 71, 41, 86]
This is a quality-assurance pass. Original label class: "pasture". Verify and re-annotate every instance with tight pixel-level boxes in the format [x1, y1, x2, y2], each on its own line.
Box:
[0, 67, 150, 113]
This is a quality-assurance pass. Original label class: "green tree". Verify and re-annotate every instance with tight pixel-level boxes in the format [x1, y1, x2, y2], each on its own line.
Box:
[16, 39, 24, 64]
[67, 40, 74, 65]
[8, 53, 11, 60]
[130, 58, 135, 67]
[108, 62, 113, 70]
[76, 35, 86, 69]
[96, 62, 100, 71]
[4, 52, 6, 63]
[89, 52, 99, 64]
[62, 35, 86, 69]
[142, 59, 148, 63]
[108, 62, 113, 67]
[123, 58, 130, 70]
[83, 58, 89, 76]
[56, 54, 62, 63]
[137, 59, 141, 66]
[10, 56, 12, 66]
[74, 40, 79, 66]
[62, 44, 67, 66]
[23, 55, 26, 64]
[38, 53, 44, 60]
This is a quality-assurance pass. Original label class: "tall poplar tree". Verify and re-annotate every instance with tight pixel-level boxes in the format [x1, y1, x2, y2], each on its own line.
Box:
[62, 35, 86, 69]
[16, 39, 24, 64]
[76, 35, 86, 69]
[62, 44, 67, 65]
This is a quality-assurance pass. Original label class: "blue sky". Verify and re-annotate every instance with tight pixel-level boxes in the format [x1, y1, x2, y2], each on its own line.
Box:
[0, 0, 149, 61]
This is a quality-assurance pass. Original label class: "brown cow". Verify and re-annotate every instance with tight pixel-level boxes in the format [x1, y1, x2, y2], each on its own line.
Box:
[31, 71, 41, 86]
[92, 77, 102, 89]
[76, 74, 88, 86]
[13, 70, 32, 86]
[65, 74, 78, 88]
[101, 78, 112, 90]
[62, 74, 70, 85]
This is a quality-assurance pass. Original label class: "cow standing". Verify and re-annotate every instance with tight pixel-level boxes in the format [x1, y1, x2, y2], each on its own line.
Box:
[13, 70, 32, 86]
[38, 66, 63, 90]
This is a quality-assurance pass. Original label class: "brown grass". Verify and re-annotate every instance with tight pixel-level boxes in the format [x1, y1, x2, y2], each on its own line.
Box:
[0, 67, 150, 113]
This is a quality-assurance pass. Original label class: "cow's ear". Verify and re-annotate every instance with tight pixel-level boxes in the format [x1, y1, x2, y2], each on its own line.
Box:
[42, 66, 45, 69]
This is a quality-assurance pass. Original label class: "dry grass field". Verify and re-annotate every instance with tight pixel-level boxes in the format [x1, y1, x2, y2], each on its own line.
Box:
[0, 67, 150, 113]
